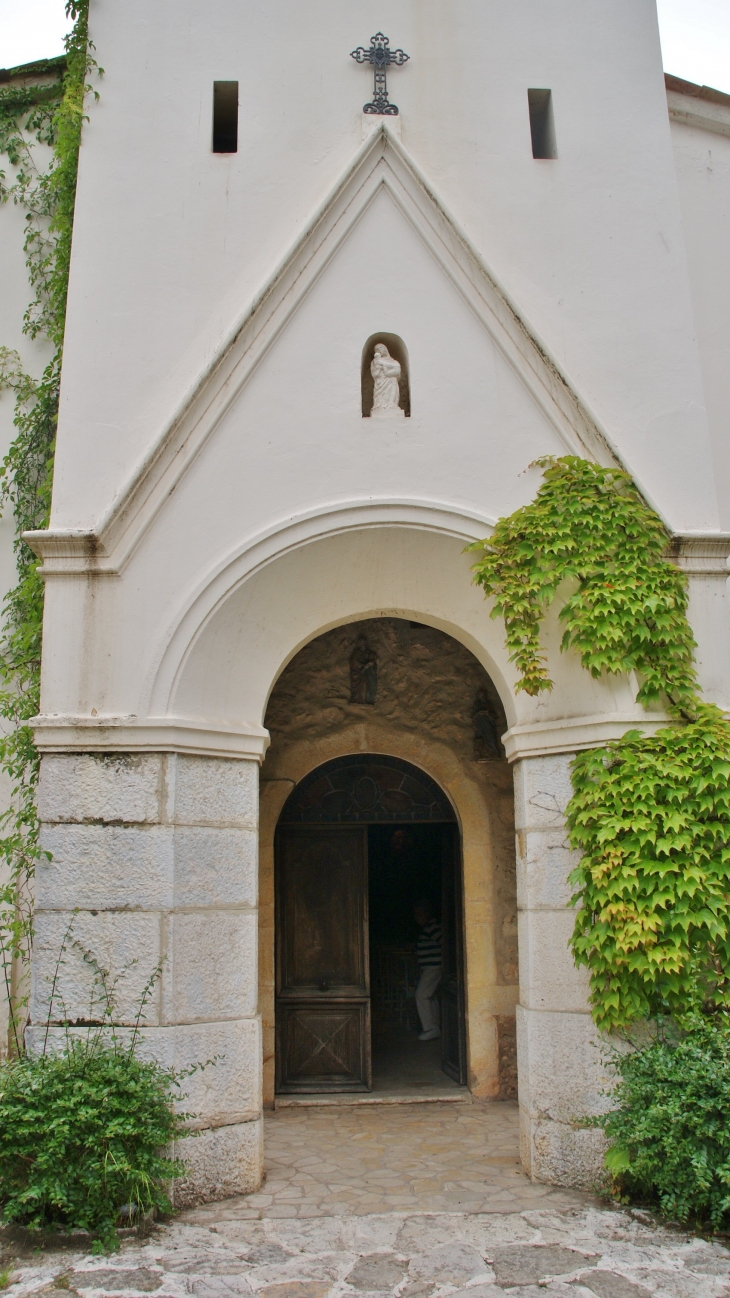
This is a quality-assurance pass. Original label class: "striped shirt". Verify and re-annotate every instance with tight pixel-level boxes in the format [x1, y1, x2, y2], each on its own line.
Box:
[416, 921, 442, 967]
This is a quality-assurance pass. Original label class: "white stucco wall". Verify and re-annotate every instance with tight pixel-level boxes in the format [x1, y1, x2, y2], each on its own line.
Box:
[0, 20, 726, 734]
[669, 99, 730, 527]
[52, 0, 719, 533]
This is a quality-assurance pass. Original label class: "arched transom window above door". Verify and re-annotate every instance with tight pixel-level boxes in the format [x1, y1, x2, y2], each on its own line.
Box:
[280, 754, 456, 823]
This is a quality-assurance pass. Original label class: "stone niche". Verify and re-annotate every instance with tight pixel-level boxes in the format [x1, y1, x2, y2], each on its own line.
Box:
[260, 617, 518, 1102]
[361, 333, 411, 417]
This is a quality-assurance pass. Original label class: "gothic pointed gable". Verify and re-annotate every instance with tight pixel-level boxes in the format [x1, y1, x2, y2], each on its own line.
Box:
[27, 123, 621, 576]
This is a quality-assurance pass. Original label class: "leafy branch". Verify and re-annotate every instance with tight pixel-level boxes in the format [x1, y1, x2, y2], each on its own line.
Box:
[0, 2, 98, 1048]
[472, 455, 730, 1030]
[469, 456, 698, 717]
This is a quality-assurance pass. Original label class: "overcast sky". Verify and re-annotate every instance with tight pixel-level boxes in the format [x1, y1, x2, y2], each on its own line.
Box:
[1, 0, 730, 94]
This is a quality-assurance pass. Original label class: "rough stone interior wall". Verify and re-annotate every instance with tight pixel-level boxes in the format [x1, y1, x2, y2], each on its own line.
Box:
[496, 1016, 518, 1100]
[267, 618, 503, 762]
[262, 617, 518, 1095]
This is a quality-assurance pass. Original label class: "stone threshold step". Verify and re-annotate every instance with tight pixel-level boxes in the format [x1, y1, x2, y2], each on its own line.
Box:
[275, 1089, 472, 1108]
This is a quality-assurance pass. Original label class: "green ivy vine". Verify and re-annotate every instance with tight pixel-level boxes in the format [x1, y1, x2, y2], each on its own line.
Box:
[0, 2, 97, 1050]
[470, 457, 698, 715]
[471, 456, 730, 1031]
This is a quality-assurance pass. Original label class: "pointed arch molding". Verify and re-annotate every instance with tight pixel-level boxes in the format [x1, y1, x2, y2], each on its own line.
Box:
[25, 123, 623, 578]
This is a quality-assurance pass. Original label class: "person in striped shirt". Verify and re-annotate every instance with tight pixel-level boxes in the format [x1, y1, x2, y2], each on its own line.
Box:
[413, 899, 442, 1041]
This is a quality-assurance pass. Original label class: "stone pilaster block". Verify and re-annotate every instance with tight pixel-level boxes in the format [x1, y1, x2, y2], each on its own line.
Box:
[38, 753, 162, 824]
[517, 909, 591, 1013]
[171, 1117, 263, 1205]
[173, 826, 257, 908]
[517, 1004, 613, 1188]
[169, 755, 258, 829]
[38, 824, 174, 911]
[165, 911, 257, 1022]
[516, 828, 579, 910]
[516, 1004, 612, 1124]
[521, 1109, 607, 1189]
[30, 1018, 262, 1128]
[147, 1019, 262, 1126]
[513, 754, 573, 832]
[32, 909, 162, 1026]
[32, 748, 264, 1208]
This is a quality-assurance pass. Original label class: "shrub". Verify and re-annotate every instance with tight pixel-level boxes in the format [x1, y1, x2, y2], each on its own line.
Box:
[0, 1035, 188, 1250]
[599, 1013, 730, 1228]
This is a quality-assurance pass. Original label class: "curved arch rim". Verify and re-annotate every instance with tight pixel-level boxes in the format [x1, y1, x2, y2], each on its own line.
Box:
[146, 497, 500, 717]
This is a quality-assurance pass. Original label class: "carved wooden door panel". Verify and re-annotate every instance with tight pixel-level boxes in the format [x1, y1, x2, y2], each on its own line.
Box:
[440, 824, 467, 1084]
[276, 825, 371, 1092]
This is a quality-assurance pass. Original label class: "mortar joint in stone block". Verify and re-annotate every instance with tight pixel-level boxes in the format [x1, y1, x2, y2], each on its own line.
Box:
[59, 818, 162, 829]
[169, 902, 258, 912]
[186, 1109, 262, 1131]
[516, 901, 577, 912]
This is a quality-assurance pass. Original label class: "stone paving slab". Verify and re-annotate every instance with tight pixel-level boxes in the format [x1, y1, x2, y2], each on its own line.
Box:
[181, 1103, 582, 1221]
[3, 1103, 730, 1298]
[5, 1206, 730, 1298]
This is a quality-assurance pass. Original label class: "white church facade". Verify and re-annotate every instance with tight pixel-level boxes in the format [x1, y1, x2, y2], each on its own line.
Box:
[3, 1, 730, 1204]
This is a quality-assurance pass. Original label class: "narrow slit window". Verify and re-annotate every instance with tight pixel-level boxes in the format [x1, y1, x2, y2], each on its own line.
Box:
[213, 81, 238, 153]
[528, 88, 557, 159]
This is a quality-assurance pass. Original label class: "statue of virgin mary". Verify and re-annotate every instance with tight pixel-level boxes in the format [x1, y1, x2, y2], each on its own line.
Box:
[370, 344, 404, 418]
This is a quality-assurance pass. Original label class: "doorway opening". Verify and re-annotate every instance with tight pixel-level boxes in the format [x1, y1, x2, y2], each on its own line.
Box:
[274, 755, 467, 1097]
[369, 822, 463, 1094]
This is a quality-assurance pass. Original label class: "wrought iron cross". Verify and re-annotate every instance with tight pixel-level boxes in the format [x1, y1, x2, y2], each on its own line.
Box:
[350, 32, 410, 116]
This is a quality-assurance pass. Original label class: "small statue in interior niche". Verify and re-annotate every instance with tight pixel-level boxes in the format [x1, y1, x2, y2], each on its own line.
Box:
[370, 344, 404, 418]
[472, 688, 501, 760]
[350, 634, 378, 705]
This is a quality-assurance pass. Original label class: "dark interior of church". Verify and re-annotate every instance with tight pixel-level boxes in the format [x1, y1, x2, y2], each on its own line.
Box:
[368, 824, 463, 1093]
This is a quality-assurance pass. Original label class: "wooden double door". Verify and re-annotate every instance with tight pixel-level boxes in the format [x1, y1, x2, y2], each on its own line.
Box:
[275, 823, 465, 1093]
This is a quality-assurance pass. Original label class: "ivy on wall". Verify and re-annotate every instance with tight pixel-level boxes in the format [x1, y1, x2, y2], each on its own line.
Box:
[567, 707, 730, 1031]
[470, 457, 698, 715]
[471, 455, 730, 1031]
[0, 2, 97, 1049]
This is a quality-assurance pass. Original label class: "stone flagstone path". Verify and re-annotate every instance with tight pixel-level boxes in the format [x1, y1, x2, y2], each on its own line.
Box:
[4, 1102, 730, 1298]
[184, 1102, 581, 1220]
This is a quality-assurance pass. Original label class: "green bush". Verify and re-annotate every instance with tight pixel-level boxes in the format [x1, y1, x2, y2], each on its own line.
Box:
[599, 1013, 730, 1228]
[0, 1036, 188, 1250]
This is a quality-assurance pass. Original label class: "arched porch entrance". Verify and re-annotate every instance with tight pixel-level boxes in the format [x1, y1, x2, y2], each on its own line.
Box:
[258, 616, 519, 1109]
[274, 754, 466, 1095]
[29, 520, 629, 1198]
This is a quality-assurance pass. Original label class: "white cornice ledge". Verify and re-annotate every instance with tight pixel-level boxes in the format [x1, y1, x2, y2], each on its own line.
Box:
[667, 533, 730, 574]
[22, 529, 115, 575]
[25, 526, 730, 580]
[667, 90, 730, 139]
[31, 715, 270, 762]
[503, 713, 671, 762]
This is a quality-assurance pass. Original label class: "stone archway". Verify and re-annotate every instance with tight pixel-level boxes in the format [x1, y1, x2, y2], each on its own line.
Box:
[258, 617, 519, 1107]
[30, 518, 628, 1201]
